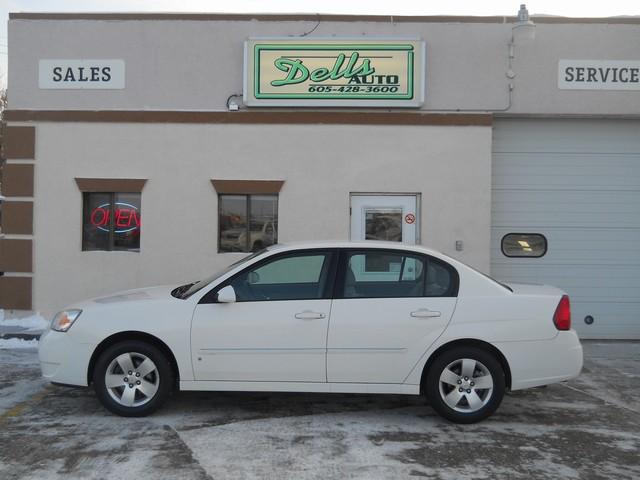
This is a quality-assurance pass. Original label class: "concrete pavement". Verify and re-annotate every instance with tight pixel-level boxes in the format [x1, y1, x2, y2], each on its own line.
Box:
[0, 342, 638, 479]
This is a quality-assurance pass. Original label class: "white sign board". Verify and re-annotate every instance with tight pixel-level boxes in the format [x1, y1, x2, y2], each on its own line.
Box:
[39, 59, 125, 89]
[244, 38, 425, 107]
[558, 60, 640, 90]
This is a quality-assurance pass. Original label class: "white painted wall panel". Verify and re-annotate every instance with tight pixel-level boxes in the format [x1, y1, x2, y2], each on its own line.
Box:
[32, 123, 492, 316]
[491, 119, 640, 339]
[8, 18, 640, 115]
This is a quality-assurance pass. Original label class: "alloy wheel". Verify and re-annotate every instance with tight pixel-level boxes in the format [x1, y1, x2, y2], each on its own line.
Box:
[104, 352, 160, 407]
[438, 358, 494, 413]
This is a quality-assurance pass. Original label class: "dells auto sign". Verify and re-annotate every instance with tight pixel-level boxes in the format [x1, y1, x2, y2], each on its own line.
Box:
[244, 38, 426, 107]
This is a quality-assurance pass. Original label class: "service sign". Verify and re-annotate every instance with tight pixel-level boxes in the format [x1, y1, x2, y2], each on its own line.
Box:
[39, 59, 125, 89]
[244, 38, 425, 107]
[558, 60, 640, 91]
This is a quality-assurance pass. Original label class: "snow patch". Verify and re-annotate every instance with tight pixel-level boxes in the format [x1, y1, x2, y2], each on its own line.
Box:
[0, 337, 39, 349]
[0, 310, 49, 331]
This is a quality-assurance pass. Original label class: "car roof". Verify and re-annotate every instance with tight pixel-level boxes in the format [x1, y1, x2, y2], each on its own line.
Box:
[265, 240, 444, 257]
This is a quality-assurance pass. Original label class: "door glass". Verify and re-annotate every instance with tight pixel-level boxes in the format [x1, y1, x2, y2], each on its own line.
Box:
[425, 261, 454, 296]
[253, 255, 325, 284]
[365, 208, 402, 242]
[229, 253, 332, 301]
[401, 257, 423, 281]
[344, 251, 425, 298]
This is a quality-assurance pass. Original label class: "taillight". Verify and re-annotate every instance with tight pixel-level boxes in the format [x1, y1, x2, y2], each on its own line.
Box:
[553, 295, 571, 331]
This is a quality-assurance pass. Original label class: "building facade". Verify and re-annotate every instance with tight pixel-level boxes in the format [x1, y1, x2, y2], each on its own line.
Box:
[1, 13, 639, 339]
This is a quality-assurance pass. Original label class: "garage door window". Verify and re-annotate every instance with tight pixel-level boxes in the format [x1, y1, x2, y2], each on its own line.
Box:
[502, 233, 547, 258]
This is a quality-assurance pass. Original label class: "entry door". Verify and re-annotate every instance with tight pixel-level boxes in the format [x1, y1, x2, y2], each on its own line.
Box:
[191, 250, 335, 382]
[351, 195, 418, 244]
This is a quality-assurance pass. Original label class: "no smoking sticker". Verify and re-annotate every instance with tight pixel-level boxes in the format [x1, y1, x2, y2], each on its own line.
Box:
[405, 213, 416, 224]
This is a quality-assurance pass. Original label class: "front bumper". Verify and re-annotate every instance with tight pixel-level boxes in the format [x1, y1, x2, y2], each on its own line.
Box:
[38, 329, 93, 387]
[496, 330, 583, 391]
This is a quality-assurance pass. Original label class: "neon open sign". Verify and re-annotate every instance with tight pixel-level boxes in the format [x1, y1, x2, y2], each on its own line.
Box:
[90, 202, 141, 234]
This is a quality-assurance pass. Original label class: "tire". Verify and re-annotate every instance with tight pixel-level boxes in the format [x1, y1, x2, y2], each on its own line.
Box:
[93, 340, 173, 417]
[425, 346, 505, 423]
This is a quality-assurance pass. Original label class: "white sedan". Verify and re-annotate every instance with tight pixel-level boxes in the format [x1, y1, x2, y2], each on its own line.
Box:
[39, 242, 583, 423]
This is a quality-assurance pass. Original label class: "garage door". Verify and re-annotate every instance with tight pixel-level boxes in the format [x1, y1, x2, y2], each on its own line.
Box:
[491, 119, 640, 339]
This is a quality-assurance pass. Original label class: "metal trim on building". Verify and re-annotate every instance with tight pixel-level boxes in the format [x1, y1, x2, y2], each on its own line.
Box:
[2, 164, 35, 197]
[74, 178, 148, 193]
[0, 239, 33, 273]
[0, 277, 33, 310]
[1, 202, 34, 235]
[4, 110, 493, 126]
[4, 127, 36, 159]
[211, 180, 285, 194]
[9, 12, 640, 24]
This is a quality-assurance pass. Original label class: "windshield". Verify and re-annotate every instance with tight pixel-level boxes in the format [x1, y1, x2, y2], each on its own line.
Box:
[179, 249, 266, 299]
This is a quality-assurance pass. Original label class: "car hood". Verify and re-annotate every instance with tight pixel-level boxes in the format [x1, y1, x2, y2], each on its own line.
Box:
[57, 285, 181, 315]
[89, 285, 176, 304]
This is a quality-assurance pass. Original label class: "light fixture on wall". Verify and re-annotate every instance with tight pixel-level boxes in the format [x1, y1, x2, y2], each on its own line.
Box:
[507, 4, 536, 79]
[227, 100, 239, 111]
[512, 4, 536, 42]
[226, 93, 242, 111]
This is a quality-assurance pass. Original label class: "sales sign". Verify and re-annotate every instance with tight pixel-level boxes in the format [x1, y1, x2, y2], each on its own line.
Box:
[244, 38, 425, 107]
[39, 59, 125, 89]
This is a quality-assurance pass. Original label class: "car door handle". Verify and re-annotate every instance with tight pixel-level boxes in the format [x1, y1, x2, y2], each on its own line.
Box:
[295, 311, 326, 320]
[410, 309, 441, 318]
[295, 310, 324, 320]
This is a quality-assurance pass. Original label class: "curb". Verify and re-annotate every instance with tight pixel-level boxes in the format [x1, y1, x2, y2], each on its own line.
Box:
[0, 332, 42, 341]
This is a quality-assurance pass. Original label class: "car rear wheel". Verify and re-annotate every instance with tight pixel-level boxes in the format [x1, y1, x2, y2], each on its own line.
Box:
[93, 341, 173, 417]
[425, 346, 505, 423]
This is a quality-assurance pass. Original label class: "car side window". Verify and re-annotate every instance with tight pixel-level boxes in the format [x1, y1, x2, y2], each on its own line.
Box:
[425, 260, 454, 296]
[226, 252, 333, 302]
[342, 251, 426, 298]
[341, 250, 458, 299]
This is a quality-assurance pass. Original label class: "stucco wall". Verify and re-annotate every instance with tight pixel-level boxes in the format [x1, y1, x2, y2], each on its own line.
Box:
[12, 14, 638, 315]
[32, 122, 491, 314]
[7, 17, 640, 115]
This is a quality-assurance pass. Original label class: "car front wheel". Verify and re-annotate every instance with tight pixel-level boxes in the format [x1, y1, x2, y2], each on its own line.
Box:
[425, 346, 506, 423]
[93, 340, 173, 417]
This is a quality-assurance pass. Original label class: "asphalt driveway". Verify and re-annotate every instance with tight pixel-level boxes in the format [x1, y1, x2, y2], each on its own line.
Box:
[0, 342, 638, 479]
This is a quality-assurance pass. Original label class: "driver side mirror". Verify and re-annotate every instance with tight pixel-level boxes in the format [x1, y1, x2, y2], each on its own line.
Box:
[216, 285, 236, 303]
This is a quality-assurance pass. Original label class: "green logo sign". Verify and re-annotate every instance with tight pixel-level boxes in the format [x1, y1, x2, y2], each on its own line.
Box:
[245, 39, 425, 107]
[270, 53, 376, 86]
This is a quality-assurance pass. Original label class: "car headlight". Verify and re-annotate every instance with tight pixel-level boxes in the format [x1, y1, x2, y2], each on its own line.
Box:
[50, 309, 82, 332]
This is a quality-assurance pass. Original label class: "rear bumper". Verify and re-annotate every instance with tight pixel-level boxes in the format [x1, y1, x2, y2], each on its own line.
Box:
[496, 330, 583, 391]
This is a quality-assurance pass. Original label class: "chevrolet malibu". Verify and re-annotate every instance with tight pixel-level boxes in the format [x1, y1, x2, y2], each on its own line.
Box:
[39, 242, 583, 423]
